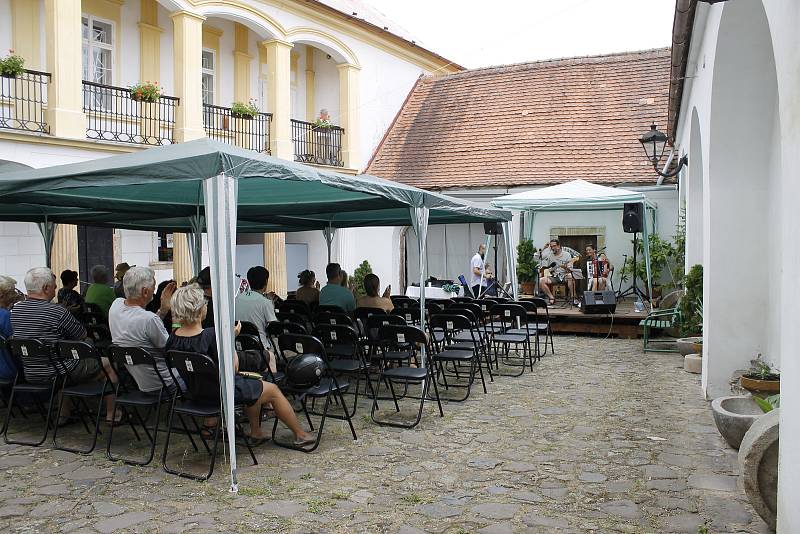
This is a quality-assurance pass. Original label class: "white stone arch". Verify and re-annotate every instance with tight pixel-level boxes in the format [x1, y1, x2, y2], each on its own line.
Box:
[685, 107, 703, 270]
[285, 28, 360, 67]
[704, 0, 781, 398]
[154, 0, 194, 12]
[194, 2, 287, 40]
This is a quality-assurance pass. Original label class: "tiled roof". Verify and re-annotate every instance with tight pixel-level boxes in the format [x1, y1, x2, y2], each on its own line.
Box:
[366, 48, 672, 190]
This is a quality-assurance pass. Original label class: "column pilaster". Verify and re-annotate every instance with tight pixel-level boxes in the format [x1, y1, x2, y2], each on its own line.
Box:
[45, 0, 85, 139]
[337, 63, 361, 170]
[171, 10, 206, 142]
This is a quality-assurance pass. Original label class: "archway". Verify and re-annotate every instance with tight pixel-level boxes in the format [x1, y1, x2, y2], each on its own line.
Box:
[685, 108, 703, 270]
[705, 0, 781, 397]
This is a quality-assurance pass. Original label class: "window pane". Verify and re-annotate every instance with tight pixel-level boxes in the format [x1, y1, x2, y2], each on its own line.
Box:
[93, 20, 112, 45]
[202, 73, 214, 105]
[93, 48, 112, 84]
[82, 46, 89, 80]
[82, 17, 89, 41]
[202, 50, 214, 70]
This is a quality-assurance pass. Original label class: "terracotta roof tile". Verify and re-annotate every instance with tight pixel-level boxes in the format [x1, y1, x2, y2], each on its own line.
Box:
[366, 48, 672, 189]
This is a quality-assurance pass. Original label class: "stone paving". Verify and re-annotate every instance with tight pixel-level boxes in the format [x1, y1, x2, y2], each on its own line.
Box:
[0, 336, 770, 533]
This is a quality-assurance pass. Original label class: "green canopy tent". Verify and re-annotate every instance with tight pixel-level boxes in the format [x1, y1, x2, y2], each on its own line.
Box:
[0, 138, 512, 491]
[491, 179, 657, 300]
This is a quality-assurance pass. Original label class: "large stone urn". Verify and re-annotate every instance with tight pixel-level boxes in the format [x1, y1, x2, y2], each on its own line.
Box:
[738, 408, 779, 530]
[676, 336, 702, 356]
[711, 395, 763, 449]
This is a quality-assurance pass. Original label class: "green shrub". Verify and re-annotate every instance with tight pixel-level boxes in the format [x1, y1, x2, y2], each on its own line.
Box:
[516, 239, 538, 283]
[679, 264, 703, 336]
[0, 50, 25, 77]
[351, 260, 372, 298]
[230, 99, 259, 118]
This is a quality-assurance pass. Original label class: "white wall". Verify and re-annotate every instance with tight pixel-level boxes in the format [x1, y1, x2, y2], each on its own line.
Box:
[673, 1, 800, 529]
[0, 0, 12, 55]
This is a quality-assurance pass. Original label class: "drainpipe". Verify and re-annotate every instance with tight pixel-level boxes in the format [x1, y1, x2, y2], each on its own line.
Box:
[657, 149, 676, 186]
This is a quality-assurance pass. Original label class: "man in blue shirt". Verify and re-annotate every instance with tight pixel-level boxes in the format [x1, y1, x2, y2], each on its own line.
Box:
[319, 263, 355, 313]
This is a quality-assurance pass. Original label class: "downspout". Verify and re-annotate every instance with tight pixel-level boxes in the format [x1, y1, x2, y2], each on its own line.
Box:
[657, 149, 676, 186]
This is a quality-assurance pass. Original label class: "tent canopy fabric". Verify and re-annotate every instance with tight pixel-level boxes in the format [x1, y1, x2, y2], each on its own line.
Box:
[490, 179, 656, 211]
[0, 139, 511, 231]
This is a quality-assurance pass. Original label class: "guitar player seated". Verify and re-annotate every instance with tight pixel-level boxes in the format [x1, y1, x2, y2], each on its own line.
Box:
[538, 239, 579, 306]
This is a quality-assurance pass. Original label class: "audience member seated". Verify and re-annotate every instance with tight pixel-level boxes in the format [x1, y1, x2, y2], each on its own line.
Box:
[196, 266, 215, 328]
[165, 284, 315, 445]
[85, 264, 116, 318]
[0, 275, 18, 380]
[113, 262, 132, 298]
[319, 263, 355, 314]
[57, 269, 83, 315]
[235, 266, 277, 371]
[340, 270, 349, 288]
[295, 270, 320, 309]
[356, 273, 394, 312]
[109, 266, 179, 394]
[11, 267, 119, 423]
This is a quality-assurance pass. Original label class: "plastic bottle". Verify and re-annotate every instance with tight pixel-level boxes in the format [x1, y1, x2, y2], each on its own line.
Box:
[634, 296, 644, 313]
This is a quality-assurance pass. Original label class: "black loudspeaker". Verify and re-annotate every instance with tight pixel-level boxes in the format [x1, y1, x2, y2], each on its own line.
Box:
[581, 290, 617, 314]
[484, 222, 503, 235]
[622, 203, 643, 233]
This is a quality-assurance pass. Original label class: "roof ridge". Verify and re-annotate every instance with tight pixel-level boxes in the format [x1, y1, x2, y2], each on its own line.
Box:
[424, 47, 671, 81]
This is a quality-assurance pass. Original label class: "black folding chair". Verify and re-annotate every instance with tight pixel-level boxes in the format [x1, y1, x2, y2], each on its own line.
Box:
[83, 302, 103, 315]
[452, 296, 474, 303]
[364, 313, 407, 365]
[278, 299, 311, 319]
[528, 297, 555, 355]
[314, 311, 354, 327]
[313, 323, 373, 414]
[429, 314, 487, 401]
[265, 321, 307, 369]
[3, 339, 63, 446]
[85, 323, 113, 353]
[512, 300, 548, 362]
[52, 340, 115, 454]
[353, 307, 386, 338]
[273, 334, 357, 452]
[106, 346, 173, 466]
[315, 304, 345, 316]
[489, 303, 534, 377]
[162, 350, 258, 481]
[442, 304, 495, 382]
[235, 333, 284, 384]
[370, 325, 443, 429]
[390, 296, 417, 310]
[81, 311, 106, 327]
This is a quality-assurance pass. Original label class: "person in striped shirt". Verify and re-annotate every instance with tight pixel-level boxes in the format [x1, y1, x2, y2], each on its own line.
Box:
[11, 267, 120, 423]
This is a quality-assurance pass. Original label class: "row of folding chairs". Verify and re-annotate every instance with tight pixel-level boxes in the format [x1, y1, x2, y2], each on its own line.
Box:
[0, 338, 266, 481]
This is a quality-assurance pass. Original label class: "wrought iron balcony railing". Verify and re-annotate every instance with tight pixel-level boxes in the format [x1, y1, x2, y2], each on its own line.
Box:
[202, 104, 271, 153]
[291, 119, 344, 167]
[0, 69, 50, 134]
[82, 80, 178, 145]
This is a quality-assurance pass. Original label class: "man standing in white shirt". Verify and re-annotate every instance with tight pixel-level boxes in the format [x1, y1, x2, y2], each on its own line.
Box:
[470, 244, 493, 297]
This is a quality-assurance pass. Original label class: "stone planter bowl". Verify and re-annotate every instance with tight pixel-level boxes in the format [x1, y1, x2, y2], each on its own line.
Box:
[711, 395, 763, 449]
[676, 336, 702, 356]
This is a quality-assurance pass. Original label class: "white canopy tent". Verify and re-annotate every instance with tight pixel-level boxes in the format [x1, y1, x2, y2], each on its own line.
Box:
[491, 179, 657, 299]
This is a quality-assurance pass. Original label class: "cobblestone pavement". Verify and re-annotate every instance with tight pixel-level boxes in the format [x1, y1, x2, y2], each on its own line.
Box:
[0, 336, 770, 533]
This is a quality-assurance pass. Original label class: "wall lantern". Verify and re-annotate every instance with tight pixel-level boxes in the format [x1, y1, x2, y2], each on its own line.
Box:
[639, 123, 688, 178]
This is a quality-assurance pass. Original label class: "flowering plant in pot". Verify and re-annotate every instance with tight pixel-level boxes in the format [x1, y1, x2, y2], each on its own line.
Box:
[129, 81, 162, 103]
[741, 354, 780, 393]
[0, 50, 25, 78]
[230, 99, 259, 119]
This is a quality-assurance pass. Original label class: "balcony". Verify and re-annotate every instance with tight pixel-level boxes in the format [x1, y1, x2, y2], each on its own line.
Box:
[291, 119, 344, 167]
[82, 81, 178, 146]
[202, 104, 271, 153]
[0, 70, 51, 134]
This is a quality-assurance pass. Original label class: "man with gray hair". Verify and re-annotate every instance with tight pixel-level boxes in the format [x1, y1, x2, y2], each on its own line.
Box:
[108, 266, 178, 393]
[11, 267, 120, 423]
[85, 264, 116, 318]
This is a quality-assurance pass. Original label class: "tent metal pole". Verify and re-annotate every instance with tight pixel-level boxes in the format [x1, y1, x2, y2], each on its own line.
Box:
[202, 172, 239, 493]
[641, 200, 653, 304]
[410, 207, 429, 369]
[502, 221, 517, 300]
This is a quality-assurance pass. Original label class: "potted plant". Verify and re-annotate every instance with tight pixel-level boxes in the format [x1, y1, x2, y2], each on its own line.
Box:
[230, 99, 259, 119]
[516, 239, 538, 295]
[129, 80, 162, 103]
[676, 264, 703, 355]
[740, 354, 780, 393]
[0, 50, 25, 78]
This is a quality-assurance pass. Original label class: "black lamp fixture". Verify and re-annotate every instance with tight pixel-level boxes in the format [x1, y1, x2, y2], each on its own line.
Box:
[639, 123, 688, 178]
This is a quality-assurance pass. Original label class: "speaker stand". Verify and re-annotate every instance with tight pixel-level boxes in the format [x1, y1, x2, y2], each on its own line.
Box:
[616, 233, 649, 303]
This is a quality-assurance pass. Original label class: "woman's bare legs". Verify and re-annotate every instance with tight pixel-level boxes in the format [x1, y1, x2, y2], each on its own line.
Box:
[246, 382, 311, 440]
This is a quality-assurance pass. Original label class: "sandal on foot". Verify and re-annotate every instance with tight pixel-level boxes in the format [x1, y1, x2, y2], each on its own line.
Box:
[200, 424, 218, 440]
[293, 432, 318, 447]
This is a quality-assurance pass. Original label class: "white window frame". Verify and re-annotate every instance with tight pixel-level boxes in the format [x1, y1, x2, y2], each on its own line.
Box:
[201, 48, 216, 106]
[82, 14, 115, 85]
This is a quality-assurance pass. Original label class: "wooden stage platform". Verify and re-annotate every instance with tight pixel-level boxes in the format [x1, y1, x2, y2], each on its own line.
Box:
[531, 298, 647, 338]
